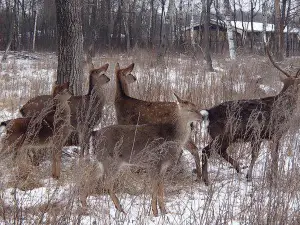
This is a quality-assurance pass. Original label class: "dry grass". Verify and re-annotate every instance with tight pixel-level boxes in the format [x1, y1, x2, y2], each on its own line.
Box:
[0, 50, 300, 224]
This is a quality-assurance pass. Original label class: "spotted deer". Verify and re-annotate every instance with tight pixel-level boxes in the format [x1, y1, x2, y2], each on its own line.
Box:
[82, 94, 202, 216]
[0, 82, 72, 179]
[200, 46, 300, 185]
[114, 63, 202, 180]
[19, 63, 110, 156]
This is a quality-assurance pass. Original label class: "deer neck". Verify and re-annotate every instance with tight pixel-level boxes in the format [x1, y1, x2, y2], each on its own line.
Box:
[172, 112, 193, 145]
[54, 99, 71, 124]
[275, 83, 299, 113]
[278, 83, 298, 100]
[115, 73, 129, 100]
[87, 77, 105, 100]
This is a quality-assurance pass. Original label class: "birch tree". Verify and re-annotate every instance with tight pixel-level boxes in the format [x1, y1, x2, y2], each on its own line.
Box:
[224, 0, 236, 59]
[190, 0, 195, 49]
[262, 0, 268, 45]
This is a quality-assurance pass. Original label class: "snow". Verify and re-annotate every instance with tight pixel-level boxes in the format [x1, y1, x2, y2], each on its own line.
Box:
[1, 52, 300, 224]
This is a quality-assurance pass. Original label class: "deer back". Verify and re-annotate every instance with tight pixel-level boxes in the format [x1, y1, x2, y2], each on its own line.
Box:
[114, 63, 178, 125]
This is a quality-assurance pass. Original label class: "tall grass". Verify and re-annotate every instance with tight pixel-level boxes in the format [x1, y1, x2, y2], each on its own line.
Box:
[0, 50, 300, 224]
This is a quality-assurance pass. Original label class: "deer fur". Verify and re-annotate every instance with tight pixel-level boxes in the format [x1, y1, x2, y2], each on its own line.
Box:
[81, 94, 202, 216]
[200, 46, 300, 185]
[19, 64, 110, 156]
[114, 63, 202, 180]
[0, 82, 72, 179]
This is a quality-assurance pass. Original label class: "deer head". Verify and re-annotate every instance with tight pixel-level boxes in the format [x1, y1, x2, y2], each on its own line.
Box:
[53, 82, 72, 102]
[174, 93, 202, 123]
[90, 63, 110, 85]
[115, 62, 137, 84]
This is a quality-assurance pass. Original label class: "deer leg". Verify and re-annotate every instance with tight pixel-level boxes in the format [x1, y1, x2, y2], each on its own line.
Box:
[185, 139, 202, 181]
[108, 184, 125, 214]
[151, 179, 159, 217]
[246, 141, 261, 182]
[218, 143, 240, 174]
[202, 144, 212, 186]
[52, 147, 62, 179]
[157, 179, 167, 215]
[270, 139, 280, 184]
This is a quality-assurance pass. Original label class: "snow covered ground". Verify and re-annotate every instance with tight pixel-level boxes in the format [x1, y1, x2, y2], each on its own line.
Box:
[1, 51, 300, 224]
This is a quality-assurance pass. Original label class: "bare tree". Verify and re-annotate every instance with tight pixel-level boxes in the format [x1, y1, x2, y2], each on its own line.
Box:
[55, 0, 84, 95]
[224, 0, 236, 59]
[166, 0, 176, 47]
[202, 0, 213, 71]
[274, 0, 287, 60]
[262, 0, 268, 46]
[190, 0, 195, 49]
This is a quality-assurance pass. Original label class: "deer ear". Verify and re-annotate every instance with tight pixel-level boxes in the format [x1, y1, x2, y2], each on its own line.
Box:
[115, 63, 120, 72]
[102, 63, 109, 72]
[124, 63, 134, 74]
[174, 93, 184, 104]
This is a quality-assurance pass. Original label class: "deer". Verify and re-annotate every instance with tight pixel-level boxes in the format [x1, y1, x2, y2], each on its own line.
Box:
[200, 45, 300, 186]
[114, 63, 202, 181]
[0, 82, 72, 179]
[19, 63, 110, 156]
[81, 94, 202, 216]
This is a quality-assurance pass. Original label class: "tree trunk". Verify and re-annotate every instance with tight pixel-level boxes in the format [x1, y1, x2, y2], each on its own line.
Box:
[2, 0, 16, 62]
[178, 0, 184, 46]
[157, 0, 166, 63]
[122, 0, 130, 52]
[262, 0, 268, 46]
[32, 0, 38, 52]
[166, 0, 175, 48]
[274, 0, 283, 60]
[55, 0, 84, 95]
[190, 0, 195, 49]
[224, 0, 236, 59]
[202, 0, 213, 71]
[149, 0, 155, 48]
[250, 0, 254, 51]
[285, 0, 291, 57]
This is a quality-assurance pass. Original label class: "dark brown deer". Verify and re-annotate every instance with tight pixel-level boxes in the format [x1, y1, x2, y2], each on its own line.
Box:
[82, 94, 202, 216]
[19, 63, 110, 156]
[200, 47, 300, 185]
[114, 63, 202, 180]
[0, 82, 72, 179]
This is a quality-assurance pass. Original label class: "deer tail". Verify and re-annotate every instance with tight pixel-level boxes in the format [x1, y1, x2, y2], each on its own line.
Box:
[19, 108, 25, 116]
[0, 121, 8, 135]
[200, 110, 209, 129]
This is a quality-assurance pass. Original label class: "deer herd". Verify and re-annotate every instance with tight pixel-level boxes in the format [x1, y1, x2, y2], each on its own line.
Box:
[0, 47, 299, 216]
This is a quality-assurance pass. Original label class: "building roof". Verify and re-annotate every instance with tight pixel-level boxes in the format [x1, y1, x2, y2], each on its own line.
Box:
[188, 20, 299, 34]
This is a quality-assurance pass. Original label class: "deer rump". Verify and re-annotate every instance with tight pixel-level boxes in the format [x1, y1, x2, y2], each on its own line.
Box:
[205, 96, 293, 142]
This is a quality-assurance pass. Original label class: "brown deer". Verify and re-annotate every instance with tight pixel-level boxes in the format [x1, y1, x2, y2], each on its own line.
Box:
[114, 63, 202, 180]
[81, 94, 202, 216]
[19, 63, 110, 156]
[0, 82, 72, 179]
[200, 47, 300, 185]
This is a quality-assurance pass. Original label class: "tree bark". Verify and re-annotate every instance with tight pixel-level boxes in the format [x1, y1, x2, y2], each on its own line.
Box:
[190, 0, 195, 49]
[166, 0, 175, 48]
[274, 0, 283, 60]
[202, 0, 213, 71]
[32, 0, 37, 52]
[55, 0, 84, 95]
[262, 0, 268, 46]
[285, 0, 291, 57]
[224, 0, 236, 59]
